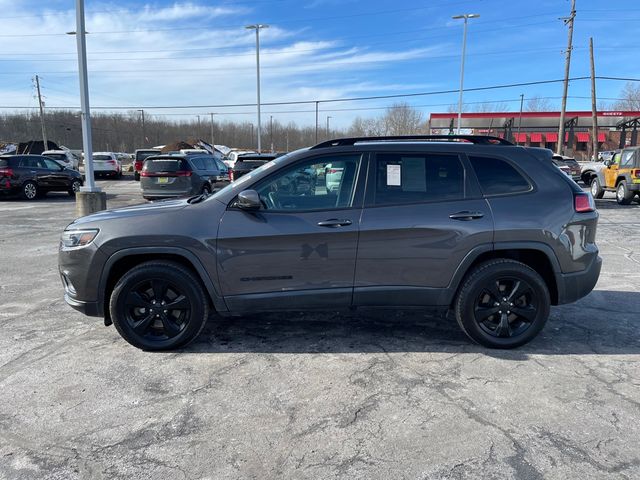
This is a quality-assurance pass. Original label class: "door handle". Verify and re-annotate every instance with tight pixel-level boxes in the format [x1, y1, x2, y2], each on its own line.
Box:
[317, 219, 352, 227]
[449, 211, 485, 221]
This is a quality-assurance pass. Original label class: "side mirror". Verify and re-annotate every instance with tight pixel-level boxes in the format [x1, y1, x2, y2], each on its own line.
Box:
[237, 190, 261, 210]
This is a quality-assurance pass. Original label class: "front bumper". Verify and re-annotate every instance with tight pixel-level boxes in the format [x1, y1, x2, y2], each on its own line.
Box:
[556, 255, 602, 305]
[64, 293, 102, 317]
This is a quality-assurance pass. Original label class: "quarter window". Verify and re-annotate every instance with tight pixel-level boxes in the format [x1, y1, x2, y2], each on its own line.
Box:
[620, 150, 636, 168]
[255, 155, 361, 211]
[372, 153, 465, 206]
[468, 155, 531, 195]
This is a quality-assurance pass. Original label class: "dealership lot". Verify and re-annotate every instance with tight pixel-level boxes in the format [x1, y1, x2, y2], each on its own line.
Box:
[0, 179, 639, 479]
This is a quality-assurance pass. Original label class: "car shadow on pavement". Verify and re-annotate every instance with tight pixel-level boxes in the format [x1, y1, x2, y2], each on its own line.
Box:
[594, 198, 640, 210]
[184, 290, 640, 358]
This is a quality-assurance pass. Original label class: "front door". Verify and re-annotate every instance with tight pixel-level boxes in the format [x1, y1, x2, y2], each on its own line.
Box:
[216, 153, 365, 312]
[41, 157, 69, 189]
[354, 151, 494, 306]
[604, 152, 623, 188]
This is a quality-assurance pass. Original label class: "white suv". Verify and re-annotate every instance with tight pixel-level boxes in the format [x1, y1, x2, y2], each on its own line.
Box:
[43, 150, 79, 170]
[92, 152, 122, 178]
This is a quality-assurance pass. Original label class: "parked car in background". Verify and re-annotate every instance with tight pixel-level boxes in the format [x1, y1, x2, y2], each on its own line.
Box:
[42, 150, 79, 170]
[59, 135, 601, 351]
[140, 154, 229, 200]
[92, 152, 122, 179]
[324, 163, 344, 193]
[552, 155, 581, 182]
[0, 154, 83, 200]
[133, 149, 161, 180]
[598, 150, 616, 162]
[591, 146, 640, 204]
[231, 153, 278, 181]
[579, 152, 615, 186]
[225, 150, 256, 169]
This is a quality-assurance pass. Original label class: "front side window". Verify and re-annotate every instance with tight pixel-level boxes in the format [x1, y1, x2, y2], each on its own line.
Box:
[43, 158, 61, 170]
[372, 153, 465, 206]
[255, 154, 361, 211]
[469, 155, 531, 196]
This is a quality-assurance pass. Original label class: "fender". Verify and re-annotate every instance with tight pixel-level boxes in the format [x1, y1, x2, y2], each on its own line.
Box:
[97, 246, 228, 317]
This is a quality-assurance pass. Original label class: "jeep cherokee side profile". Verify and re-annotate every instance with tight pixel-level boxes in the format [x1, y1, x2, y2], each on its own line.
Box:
[59, 135, 601, 351]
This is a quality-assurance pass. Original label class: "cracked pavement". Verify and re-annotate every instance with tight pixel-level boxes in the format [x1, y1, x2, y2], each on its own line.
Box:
[0, 179, 639, 479]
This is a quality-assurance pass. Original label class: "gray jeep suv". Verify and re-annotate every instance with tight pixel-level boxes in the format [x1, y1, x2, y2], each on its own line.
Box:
[59, 135, 601, 351]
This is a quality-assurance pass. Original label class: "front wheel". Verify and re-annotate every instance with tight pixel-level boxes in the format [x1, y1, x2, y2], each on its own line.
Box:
[590, 177, 605, 199]
[21, 181, 38, 200]
[454, 259, 550, 349]
[616, 181, 633, 205]
[109, 261, 210, 350]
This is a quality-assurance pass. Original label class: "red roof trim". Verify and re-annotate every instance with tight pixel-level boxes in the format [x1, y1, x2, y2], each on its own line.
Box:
[430, 111, 640, 119]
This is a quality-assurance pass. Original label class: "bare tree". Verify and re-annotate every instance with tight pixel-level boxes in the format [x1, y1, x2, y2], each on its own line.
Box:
[525, 96, 554, 112]
[379, 102, 425, 135]
[612, 82, 640, 111]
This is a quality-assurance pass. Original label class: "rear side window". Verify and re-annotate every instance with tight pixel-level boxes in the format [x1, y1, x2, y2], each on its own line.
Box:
[468, 155, 531, 196]
[620, 150, 636, 168]
[373, 153, 465, 206]
[190, 157, 207, 170]
[144, 158, 189, 173]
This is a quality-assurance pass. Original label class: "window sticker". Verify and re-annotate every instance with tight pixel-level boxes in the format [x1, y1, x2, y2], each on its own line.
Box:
[401, 157, 427, 192]
[386, 164, 401, 186]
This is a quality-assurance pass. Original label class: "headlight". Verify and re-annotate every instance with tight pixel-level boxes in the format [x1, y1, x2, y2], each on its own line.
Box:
[61, 229, 99, 249]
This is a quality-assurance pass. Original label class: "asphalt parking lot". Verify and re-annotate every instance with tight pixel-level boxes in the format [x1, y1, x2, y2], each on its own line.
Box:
[0, 178, 639, 480]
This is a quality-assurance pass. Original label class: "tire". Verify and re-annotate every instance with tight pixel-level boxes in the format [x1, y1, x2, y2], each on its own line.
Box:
[590, 177, 605, 199]
[109, 261, 210, 351]
[21, 181, 38, 200]
[134, 172, 140, 181]
[581, 173, 593, 186]
[454, 259, 550, 349]
[616, 181, 633, 205]
[68, 179, 82, 197]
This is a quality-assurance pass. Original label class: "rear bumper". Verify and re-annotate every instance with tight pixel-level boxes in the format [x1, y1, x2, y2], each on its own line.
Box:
[555, 255, 602, 305]
[628, 182, 640, 192]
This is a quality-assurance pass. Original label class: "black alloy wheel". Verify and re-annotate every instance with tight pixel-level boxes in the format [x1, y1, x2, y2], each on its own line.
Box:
[455, 259, 550, 349]
[110, 261, 209, 350]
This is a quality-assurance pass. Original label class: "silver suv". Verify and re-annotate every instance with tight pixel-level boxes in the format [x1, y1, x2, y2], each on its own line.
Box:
[59, 135, 601, 351]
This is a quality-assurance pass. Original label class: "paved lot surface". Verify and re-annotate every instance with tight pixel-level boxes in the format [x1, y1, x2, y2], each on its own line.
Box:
[0, 179, 639, 479]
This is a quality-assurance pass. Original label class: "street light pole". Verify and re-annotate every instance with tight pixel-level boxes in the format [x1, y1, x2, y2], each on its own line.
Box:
[137, 109, 145, 147]
[70, 0, 105, 215]
[326, 116, 332, 138]
[209, 112, 215, 151]
[452, 14, 479, 135]
[246, 24, 269, 153]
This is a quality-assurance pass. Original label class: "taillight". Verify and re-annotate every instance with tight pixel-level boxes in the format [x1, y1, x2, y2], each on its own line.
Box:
[174, 170, 192, 177]
[108, 160, 117, 165]
[327, 169, 339, 174]
[633, 169, 640, 178]
[0, 167, 14, 178]
[229, 170, 234, 181]
[574, 193, 595, 213]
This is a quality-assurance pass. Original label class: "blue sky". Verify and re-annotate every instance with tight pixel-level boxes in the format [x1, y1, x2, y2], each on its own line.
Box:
[1, 0, 638, 128]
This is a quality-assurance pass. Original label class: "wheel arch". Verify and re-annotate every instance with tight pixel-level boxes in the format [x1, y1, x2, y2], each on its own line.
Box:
[98, 247, 226, 325]
[448, 243, 561, 306]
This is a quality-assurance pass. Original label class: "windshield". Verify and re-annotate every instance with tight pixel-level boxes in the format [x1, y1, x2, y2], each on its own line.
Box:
[44, 153, 67, 161]
[207, 149, 304, 201]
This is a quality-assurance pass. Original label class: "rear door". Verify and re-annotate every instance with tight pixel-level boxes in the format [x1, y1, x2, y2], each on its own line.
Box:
[216, 153, 365, 312]
[354, 151, 493, 306]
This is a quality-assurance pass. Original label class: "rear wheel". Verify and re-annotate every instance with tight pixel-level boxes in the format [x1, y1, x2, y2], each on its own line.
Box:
[21, 181, 38, 200]
[109, 261, 210, 351]
[454, 259, 550, 349]
[590, 177, 605, 199]
[616, 181, 633, 205]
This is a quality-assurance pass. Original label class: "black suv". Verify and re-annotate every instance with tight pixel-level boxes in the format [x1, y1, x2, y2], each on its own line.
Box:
[1, 154, 83, 199]
[59, 136, 601, 351]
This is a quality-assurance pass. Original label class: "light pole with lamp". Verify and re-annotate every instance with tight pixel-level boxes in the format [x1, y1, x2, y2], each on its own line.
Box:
[452, 13, 479, 135]
[68, 0, 105, 216]
[245, 24, 269, 153]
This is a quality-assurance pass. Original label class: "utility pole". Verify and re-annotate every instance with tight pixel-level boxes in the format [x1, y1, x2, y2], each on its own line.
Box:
[245, 24, 268, 153]
[209, 113, 215, 150]
[517, 94, 524, 142]
[315, 101, 319, 143]
[589, 37, 599, 161]
[137, 109, 145, 147]
[557, 0, 576, 155]
[34, 75, 48, 150]
[270, 115, 273, 152]
[326, 116, 332, 138]
[452, 14, 480, 134]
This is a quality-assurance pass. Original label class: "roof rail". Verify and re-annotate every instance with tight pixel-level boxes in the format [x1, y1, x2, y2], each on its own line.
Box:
[310, 135, 513, 149]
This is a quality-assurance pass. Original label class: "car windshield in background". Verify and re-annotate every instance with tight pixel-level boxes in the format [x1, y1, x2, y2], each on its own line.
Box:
[45, 154, 67, 161]
[137, 152, 159, 161]
[144, 158, 187, 172]
[93, 155, 112, 160]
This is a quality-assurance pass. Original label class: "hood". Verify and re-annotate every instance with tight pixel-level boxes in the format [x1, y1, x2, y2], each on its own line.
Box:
[69, 198, 189, 227]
